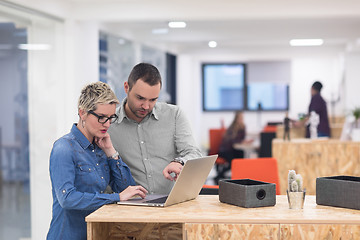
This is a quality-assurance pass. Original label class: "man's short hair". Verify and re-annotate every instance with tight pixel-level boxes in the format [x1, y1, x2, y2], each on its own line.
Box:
[312, 81, 323, 92]
[127, 63, 162, 90]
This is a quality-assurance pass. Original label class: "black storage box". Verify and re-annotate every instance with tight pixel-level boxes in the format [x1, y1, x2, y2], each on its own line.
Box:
[316, 176, 360, 210]
[219, 179, 276, 208]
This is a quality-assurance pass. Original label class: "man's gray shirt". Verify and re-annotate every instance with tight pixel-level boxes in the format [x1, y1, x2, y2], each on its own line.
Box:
[108, 99, 202, 194]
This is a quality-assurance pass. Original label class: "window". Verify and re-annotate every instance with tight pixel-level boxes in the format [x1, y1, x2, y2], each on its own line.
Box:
[202, 63, 246, 111]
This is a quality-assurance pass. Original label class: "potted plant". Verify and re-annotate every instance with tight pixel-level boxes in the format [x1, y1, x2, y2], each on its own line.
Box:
[286, 170, 306, 209]
[352, 107, 360, 141]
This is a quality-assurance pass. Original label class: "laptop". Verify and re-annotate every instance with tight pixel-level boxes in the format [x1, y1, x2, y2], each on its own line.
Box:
[117, 155, 218, 207]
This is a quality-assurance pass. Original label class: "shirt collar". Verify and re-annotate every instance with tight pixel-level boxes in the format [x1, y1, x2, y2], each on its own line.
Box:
[116, 97, 159, 123]
[71, 123, 92, 150]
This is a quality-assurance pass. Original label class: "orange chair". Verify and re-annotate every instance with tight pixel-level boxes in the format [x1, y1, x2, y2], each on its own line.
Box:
[262, 125, 277, 133]
[231, 158, 281, 195]
[200, 184, 219, 195]
[209, 128, 227, 164]
[209, 128, 228, 181]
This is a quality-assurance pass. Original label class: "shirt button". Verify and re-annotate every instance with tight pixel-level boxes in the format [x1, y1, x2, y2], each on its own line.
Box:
[148, 175, 152, 178]
[62, 189, 66, 194]
[92, 149, 95, 152]
[101, 176, 104, 179]
[88, 168, 91, 171]
[138, 125, 141, 127]
[100, 191, 104, 193]
[140, 141, 144, 144]
[96, 163, 99, 166]
[144, 158, 148, 161]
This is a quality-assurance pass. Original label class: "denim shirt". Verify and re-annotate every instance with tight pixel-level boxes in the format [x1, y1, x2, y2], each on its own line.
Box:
[47, 124, 136, 240]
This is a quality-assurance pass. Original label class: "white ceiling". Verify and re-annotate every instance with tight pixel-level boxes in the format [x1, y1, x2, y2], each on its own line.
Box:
[5, 0, 360, 54]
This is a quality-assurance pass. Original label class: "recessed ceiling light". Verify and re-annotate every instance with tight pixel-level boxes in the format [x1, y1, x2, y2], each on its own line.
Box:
[18, 44, 52, 50]
[208, 41, 217, 48]
[152, 28, 169, 34]
[168, 21, 186, 28]
[289, 39, 324, 46]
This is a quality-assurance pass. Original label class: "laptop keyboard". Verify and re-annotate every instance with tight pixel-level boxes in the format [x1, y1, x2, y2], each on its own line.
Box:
[145, 196, 168, 204]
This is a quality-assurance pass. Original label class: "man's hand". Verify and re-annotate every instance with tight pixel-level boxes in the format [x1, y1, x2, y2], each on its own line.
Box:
[163, 162, 183, 181]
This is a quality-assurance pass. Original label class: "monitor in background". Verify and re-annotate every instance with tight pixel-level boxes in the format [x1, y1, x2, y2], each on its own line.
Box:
[247, 82, 289, 111]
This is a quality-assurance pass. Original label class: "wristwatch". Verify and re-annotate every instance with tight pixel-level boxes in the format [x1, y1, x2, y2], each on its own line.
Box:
[171, 158, 185, 166]
[110, 151, 120, 160]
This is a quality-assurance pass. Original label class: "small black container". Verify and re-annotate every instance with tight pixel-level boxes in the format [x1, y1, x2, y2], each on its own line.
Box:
[316, 175, 360, 210]
[219, 179, 276, 208]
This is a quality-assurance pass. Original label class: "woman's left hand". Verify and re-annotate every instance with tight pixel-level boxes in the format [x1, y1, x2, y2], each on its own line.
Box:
[95, 133, 116, 156]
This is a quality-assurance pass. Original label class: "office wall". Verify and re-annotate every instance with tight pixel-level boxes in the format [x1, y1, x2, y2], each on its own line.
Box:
[344, 52, 360, 111]
[176, 53, 344, 150]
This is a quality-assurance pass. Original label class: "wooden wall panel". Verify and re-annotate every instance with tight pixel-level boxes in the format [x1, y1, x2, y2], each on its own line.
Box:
[185, 223, 279, 240]
[273, 139, 360, 195]
[280, 224, 360, 240]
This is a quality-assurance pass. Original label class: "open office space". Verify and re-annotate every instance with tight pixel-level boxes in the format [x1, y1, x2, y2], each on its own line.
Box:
[1, 0, 360, 239]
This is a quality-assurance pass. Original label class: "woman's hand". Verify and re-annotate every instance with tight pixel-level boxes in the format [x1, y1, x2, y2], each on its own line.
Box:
[119, 185, 148, 201]
[95, 133, 116, 157]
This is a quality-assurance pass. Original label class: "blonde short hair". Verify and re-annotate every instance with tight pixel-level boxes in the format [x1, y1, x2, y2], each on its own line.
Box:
[78, 82, 119, 111]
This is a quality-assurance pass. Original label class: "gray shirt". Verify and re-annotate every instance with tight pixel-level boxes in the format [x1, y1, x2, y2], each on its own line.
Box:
[108, 98, 202, 194]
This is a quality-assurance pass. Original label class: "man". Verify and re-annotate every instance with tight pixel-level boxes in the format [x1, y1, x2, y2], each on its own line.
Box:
[306, 81, 330, 138]
[109, 63, 202, 195]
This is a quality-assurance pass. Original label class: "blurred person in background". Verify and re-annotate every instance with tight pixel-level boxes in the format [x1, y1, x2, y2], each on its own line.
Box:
[215, 111, 252, 183]
[306, 81, 330, 137]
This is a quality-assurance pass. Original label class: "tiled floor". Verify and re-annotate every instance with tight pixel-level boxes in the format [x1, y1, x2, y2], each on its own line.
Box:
[0, 181, 31, 240]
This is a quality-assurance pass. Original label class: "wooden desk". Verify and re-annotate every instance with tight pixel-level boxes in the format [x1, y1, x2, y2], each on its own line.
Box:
[86, 195, 360, 239]
[233, 143, 258, 158]
[273, 138, 360, 195]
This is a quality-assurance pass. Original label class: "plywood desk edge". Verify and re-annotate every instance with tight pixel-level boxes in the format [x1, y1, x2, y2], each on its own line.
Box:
[86, 195, 360, 225]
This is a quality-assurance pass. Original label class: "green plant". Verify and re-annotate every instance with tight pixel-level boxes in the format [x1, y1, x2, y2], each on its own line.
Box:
[288, 170, 303, 192]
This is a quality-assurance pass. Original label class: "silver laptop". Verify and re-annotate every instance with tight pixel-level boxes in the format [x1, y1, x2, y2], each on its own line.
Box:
[117, 155, 218, 207]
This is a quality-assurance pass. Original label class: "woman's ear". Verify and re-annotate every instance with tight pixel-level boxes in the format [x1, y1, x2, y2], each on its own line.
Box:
[78, 109, 87, 120]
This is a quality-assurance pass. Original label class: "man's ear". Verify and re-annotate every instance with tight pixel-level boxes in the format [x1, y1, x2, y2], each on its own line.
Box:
[124, 82, 130, 94]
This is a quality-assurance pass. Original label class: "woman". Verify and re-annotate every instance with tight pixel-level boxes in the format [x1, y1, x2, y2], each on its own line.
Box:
[216, 111, 250, 182]
[47, 82, 147, 240]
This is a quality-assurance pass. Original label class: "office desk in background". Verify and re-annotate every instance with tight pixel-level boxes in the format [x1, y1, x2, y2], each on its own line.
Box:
[86, 195, 360, 239]
[233, 142, 258, 158]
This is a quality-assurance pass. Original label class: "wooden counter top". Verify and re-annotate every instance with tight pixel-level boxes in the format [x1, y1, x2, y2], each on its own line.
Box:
[86, 195, 360, 225]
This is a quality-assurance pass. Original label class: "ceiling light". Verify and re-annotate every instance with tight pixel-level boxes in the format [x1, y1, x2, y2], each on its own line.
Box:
[208, 41, 217, 48]
[18, 44, 52, 50]
[168, 21, 186, 28]
[152, 28, 169, 34]
[289, 39, 324, 46]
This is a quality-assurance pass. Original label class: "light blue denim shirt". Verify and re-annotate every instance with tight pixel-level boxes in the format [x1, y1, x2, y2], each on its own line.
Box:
[47, 124, 135, 240]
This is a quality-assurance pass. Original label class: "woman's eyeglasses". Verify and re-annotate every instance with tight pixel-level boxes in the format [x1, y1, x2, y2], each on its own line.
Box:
[88, 110, 118, 124]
